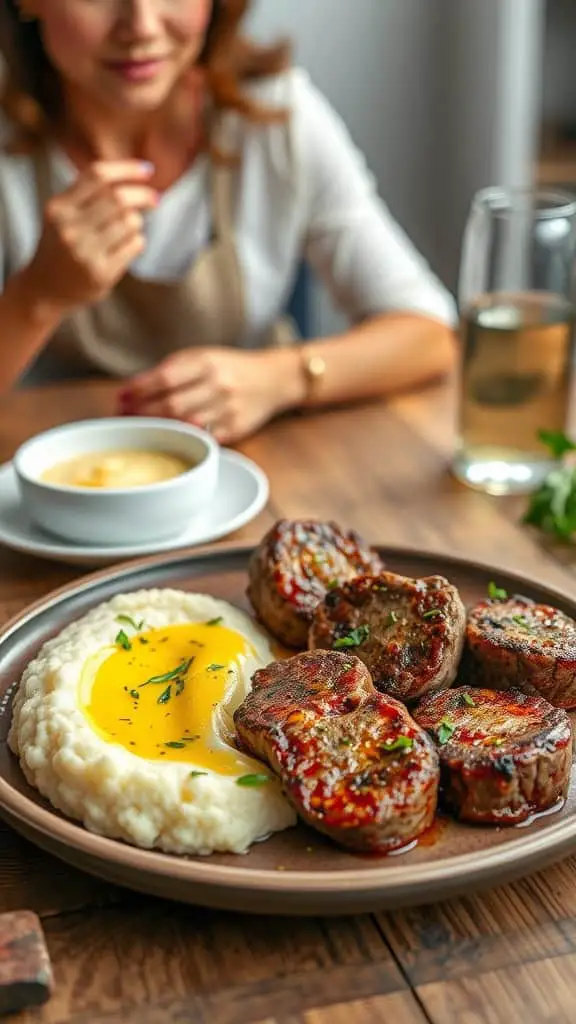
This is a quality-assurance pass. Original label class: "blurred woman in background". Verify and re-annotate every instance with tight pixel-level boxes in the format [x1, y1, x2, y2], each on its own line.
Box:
[0, 0, 456, 443]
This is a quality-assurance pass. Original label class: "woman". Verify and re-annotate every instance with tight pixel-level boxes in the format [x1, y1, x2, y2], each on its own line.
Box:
[0, 0, 456, 443]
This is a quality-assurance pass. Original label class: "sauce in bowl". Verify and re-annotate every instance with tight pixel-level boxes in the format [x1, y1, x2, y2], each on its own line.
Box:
[42, 450, 194, 489]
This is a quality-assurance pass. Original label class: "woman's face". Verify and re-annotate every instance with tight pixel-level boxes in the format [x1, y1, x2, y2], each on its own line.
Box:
[25, 0, 214, 112]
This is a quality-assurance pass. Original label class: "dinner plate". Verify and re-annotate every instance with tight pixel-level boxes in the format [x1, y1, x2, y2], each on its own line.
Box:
[0, 452, 269, 566]
[1, 544, 576, 916]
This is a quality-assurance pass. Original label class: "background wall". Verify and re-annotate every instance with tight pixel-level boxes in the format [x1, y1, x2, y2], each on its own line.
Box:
[248, 0, 546, 334]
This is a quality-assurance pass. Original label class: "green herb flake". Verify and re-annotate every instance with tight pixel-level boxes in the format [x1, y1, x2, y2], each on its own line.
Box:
[139, 637, 149, 645]
[333, 624, 370, 649]
[157, 685, 172, 705]
[538, 429, 576, 459]
[462, 693, 476, 708]
[164, 741, 187, 749]
[206, 617, 223, 627]
[207, 664, 226, 672]
[116, 614, 145, 632]
[189, 771, 208, 779]
[115, 629, 132, 651]
[438, 719, 456, 745]
[422, 609, 444, 620]
[488, 581, 508, 601]
[139, 657, 194, 689]
[326, 580, 339, 591]
[490, 738, 505, 747]
[387, 611, 398, 627]
[236, 774, 270, 787]
[512, 614, 531, 630]
[382, 735, 414, 753]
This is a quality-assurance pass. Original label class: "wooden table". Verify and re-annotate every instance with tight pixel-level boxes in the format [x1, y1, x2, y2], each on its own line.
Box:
[2, 380, 576, 1024]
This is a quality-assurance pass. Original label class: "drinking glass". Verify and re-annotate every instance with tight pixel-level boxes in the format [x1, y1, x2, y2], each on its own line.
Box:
[453, 187, 576, 495]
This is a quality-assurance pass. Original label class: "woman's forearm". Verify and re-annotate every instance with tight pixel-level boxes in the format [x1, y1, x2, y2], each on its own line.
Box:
[0, 270, 65, 392]
[279, 313, 457, 411]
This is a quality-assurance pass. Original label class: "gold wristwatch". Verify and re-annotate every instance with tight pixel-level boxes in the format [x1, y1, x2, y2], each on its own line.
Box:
[299, 346, 326, 406]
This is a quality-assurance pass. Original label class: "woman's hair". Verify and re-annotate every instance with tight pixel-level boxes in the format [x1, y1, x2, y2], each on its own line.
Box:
[0, 0, 290, 151]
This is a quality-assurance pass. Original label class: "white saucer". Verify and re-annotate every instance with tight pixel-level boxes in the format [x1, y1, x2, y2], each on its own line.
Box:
[0, 451, 269, 567]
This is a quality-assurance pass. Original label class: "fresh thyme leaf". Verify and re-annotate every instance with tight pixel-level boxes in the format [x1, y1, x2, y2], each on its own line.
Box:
[157, 685, 172, 705]
[488, 582, 508, 601]
[129, 689, 140, 700]
[438, 719, 456, 745]
[189, 771, 208, 779]
[462, 693, 476, 707]
[207, 664, 226, 672]
[139, 657, 194, 688]
[115, 629, 132, 651]
[206, 617, 223, 627]
[175, 678, 185, 697]
[382, 735, 414, 753]
[116, 614, 145, 632]
[236, 774, 270, 787]
[538, 429, 576, 459]
[423, 609, 444, 620]
[333, 625, 370, 649]
[164, 741, 186, 749]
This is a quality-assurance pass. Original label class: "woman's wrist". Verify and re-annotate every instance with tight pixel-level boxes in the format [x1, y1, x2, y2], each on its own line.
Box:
[260, 346, 308, 414]
[7, 265, 69, 331]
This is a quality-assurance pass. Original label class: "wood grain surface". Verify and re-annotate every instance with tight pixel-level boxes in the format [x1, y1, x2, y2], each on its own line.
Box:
[1, 379, 576, 1023]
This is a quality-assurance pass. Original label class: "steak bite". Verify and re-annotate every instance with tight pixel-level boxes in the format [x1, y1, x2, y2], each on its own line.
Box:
[309, 572, 466, 704]
[246, 520, 384, 649]
[413, 686, 573, 825]
[234, 650, 440, 853]
[465, 595, 576, 709]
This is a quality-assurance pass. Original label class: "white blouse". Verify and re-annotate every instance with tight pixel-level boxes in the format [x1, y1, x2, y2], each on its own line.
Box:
[0, 67, 456, 364]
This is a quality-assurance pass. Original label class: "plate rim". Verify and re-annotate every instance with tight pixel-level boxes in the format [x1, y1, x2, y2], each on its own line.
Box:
[2, 542, 576, 903]
[0, 452, 269, 560]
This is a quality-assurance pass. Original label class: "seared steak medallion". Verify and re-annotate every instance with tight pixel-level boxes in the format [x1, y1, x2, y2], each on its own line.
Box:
[247, 520, 384, 649]
[234, 650, 439, 853]
[413, 686, 573, 824]
[309, 572, 466, 703]
[465, 595, 576, 709]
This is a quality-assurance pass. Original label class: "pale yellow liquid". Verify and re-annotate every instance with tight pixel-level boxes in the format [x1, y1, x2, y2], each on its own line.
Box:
[454, 292, 575, 494]
[42, 449, 193, 489]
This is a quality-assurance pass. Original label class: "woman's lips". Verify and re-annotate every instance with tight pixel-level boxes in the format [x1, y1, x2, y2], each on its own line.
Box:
[105, 59, 167, 82]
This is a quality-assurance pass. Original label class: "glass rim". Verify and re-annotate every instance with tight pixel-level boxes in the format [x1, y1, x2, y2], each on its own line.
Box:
[472, 185, 576, 220]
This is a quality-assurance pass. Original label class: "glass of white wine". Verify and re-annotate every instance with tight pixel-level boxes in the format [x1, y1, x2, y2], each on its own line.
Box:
[453, 187, 576, 495]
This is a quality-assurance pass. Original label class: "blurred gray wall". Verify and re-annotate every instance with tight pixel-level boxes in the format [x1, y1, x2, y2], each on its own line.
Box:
[248, 0, 545, 333]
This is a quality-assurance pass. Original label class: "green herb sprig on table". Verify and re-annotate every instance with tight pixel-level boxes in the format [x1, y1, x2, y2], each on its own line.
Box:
[524, 431, 576, 541]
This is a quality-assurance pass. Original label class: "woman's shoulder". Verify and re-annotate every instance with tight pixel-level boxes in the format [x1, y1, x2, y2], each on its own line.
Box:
[242, 66, 325, 123]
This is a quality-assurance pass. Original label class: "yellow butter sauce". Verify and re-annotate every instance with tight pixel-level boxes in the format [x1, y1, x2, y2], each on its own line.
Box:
[42, 450, 193, 489]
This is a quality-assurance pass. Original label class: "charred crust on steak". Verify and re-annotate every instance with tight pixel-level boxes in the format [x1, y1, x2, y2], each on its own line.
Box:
[234, 650, 440, 853]
[464, 596, 576, 709]
[413, 686, 573, 825]
[246, 520, 384, 648]
[309, 572, 466, 703]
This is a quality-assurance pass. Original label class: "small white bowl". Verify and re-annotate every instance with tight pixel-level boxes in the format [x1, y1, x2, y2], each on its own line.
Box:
[13, 418, 220, 546]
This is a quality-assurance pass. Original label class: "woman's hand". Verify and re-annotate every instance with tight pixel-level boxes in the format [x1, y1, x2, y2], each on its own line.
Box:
[23, 161, 157, 314]
[118, 347, 306, 444]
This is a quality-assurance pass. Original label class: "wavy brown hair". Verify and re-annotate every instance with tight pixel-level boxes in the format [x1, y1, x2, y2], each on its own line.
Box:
[0, 0, 290, 152]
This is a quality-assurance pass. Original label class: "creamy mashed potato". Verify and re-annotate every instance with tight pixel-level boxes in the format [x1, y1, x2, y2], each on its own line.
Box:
[9, 590, 296, 855]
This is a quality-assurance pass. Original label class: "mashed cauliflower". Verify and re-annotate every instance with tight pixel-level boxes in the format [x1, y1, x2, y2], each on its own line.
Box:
[9, 589, 296, 855]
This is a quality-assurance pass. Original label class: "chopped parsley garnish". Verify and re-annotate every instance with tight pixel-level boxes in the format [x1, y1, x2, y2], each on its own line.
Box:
[326, 580, 339, 591]
[116, 614, 145, 632]
[139, 657, 194, 689]
[115, 629, 132, 651]
[462, 693, 476, 708]
[387, 611, 398, 627]
[423, 609, 444, 620]
[488, 582, 508, 601]
[523, 431, 576, 541]
[437, 719, 456, 745]
[189, 771, 208, 779]
[382, 735, 414, 753]
[333, 625, 370, 649]
[206, 617, 223, 627]
[512, 614, 531, 630]
[129, 690, 140, 700]
[236, 774, 270, 787]
[164, 741, 186, 749]
[157, 685, 172, 705]
[207, 664, 226, 672]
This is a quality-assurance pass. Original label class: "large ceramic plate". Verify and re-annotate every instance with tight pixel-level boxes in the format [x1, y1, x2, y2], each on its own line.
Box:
[1, 544, 576, 916]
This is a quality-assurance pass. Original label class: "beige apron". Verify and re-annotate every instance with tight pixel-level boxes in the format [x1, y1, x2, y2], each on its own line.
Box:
[24, 133, 297, 382]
